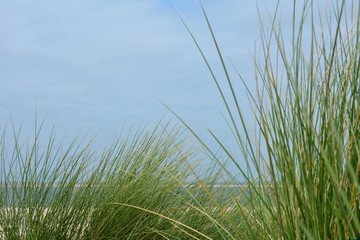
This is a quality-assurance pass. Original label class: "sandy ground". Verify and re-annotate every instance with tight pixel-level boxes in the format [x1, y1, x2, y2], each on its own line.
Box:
[0, 207, 93, 239]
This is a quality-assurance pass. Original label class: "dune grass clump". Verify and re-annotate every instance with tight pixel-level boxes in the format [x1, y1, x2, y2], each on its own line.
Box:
[178, 0, 359, 239]
[0, 121, 225, 239]
[0, 0, 359, 239]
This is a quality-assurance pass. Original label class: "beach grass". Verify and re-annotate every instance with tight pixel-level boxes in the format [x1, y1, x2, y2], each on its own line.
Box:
[0, 0, 359, 239]
[0, 121, 227, 239]
[179, 0, 359, 239]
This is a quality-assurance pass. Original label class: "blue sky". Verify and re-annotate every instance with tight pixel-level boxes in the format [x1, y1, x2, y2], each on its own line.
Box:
[0, 0, 268, 142]
[3, 0, 354, 171]
[3, 0, 340, 172]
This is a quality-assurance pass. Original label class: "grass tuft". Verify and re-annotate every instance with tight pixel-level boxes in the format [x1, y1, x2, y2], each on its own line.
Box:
[180, 0, 359, 239]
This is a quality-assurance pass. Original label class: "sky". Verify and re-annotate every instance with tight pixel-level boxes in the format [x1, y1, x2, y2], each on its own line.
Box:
[0, 0, 343, 170]
[0, 1, 266, 138]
